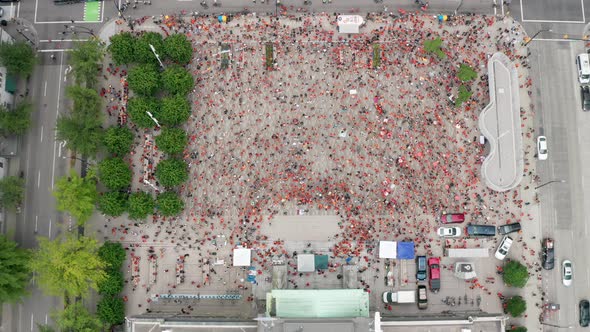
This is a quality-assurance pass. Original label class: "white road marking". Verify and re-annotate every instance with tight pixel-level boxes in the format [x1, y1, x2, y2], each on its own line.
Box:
[43, 81, 47, 96]
[30, 313, 33, 331]
[16, 1, 20, 18]
[40, 39, 88, 43]
[40, 125, 43, 143]
[34, 0, 38, 23]
[52, 53, 64, 189]
[35, 215, 38, 234]
[37, 49, 73, 53]
[37, 171, 40, 188]
[45, 314, 48, 324]
[583, 0, 587, 24]
[35, 20, 102, 24]
[49, 218, 52, 238]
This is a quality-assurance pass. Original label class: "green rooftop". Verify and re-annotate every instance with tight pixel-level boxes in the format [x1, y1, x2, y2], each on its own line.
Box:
[266, 289, 370, 318]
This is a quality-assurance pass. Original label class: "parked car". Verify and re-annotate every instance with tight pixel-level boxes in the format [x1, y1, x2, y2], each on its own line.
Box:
[440, 213, 465, 224]
[562, 260, 573, 287]
[417, 285, 428, 309]
[437, 226, 462, 237]
[495, 236, 513, 260]
[537, 136, 548, 160]
[382, 290, 415, 304]
[581, 300, 590, 327]
[416, 256, 427, 281]
[428, 257, 441, 293]
[498, 222, 521, 235]
[581, 86, 590, 112]
[465, 224, 496, 237]
[542, 238, 555, 270]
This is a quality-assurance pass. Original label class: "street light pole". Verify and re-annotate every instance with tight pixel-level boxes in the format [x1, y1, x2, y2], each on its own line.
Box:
[149, 44, 165, 68]
[541, 322, 573, 329]
[534, 179, 565, 190]
[524, 29, 552, 46]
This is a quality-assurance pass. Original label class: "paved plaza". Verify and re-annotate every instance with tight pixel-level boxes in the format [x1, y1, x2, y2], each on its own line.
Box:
[88, 11, 545, 330]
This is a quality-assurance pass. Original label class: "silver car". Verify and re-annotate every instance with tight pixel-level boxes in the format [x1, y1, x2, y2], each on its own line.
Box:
[563, 260, 573, 287]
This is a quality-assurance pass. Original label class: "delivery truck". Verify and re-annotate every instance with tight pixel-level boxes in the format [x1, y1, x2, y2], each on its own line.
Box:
[382, 290, 416, 304]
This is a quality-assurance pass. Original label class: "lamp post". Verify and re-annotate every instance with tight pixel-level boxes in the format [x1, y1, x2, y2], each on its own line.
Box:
[534, 179, 565, 190]
[524, 29, 552, 46]
[541, 322, 573, 329]
[149, 44, 165, 68]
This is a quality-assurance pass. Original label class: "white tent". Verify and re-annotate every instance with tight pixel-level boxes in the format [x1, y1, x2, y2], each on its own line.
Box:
[233, 248, 252, 267]
[378, 241, 397, 259]
[337, 15, 365, 34]
[297, 254, 315, 272]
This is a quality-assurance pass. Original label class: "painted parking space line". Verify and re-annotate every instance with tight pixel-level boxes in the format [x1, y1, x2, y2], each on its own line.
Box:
[84, 1, 102, 22]
[520, 0, 586, 23]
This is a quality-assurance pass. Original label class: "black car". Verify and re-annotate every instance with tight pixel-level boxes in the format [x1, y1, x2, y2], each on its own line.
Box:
[416, 256, 427, 281]
[582, 86, 590, 112]
[580, 300, 590, 327]
[542, 238, 555, 270]
[498, 222, 521, 235]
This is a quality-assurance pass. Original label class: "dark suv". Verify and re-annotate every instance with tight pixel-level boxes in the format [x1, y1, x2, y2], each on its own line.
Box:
[581, 300, 590, 327]
[416, 256, 427, 281]
[582, 86, 590, 112]
[542, 238, 555, 270]
[498, 222, 521, 235]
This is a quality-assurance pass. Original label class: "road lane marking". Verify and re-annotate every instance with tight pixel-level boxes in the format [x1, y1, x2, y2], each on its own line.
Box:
[18, 304, 22, 331]
[37, 170, 40, 188]
[40, 125, 43, 142]
[30, 313, 33, 331]
[34, 0, 38, 23]
[49, 218, 52, 238]
[43, 81, 47, 96]
[16, 1, 20, 18]
[52, 53, 64, 189]
[35, 215, 38, 234]
[45, 314, 48, 324]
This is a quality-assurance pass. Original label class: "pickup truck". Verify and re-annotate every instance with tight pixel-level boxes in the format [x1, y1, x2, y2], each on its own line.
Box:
[428, 257, 441, 293]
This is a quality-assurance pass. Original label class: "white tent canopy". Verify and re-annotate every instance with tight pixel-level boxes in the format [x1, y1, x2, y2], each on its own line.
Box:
[233, 248, 252, 267]
[337, 15, 365, 34]
[297, 254, 315, 272]
[378, 241, 397, 259]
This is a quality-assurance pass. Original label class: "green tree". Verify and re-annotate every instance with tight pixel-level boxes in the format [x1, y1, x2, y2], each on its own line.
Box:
[0, 41, 36, 76]
[128, 191, 154, 220]
[98, 157, 132, 190]
[30, 236, 106, 299]
[103, 126, 133, 156]
[511, 327, 527, 332]
[53, 302, 104, 332]
[454, 85, 473, 107]
[97, 191, 128, 217]
[163, 34, 193, 64]
[36, 324, 56, 332]
[135, 32, 164, 64]
[0, 176, 25, 210]
[108, 32, 136, 65]
[157, 95, 190, 126]
[457, 63, 478, 82]
[423, 37, 446, 59]
[156, 158, 188, 187]
[128, 64, 160, 96]
[97, 296, 125, 326]
[156, 128, 187, 155]
[505, 296, 526, 317]
[156, 191, 184, 216]
[0, 102, 33, 137]
[161, 65, 194, 95]
[503, 260, 529, 288]
[69, 39, 104, 88]
[97, 270, 124, 296]
[127, 96, 159, 128]
[0, 235, 30, 303]
[98, 241, 126, 271]
[53, 170, 97, 225]
[56, 86, 103, 158]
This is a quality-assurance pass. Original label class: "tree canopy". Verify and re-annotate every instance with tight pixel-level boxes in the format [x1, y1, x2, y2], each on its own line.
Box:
[69, 39, 104, 88]
[98, 157, 132, 190]
[103, 126, 134, 156]
[0, 102, 33, 137]
[127, 96, 159, 128]
[97, 296, 125, 326]
[506, 296, 526, 317]
[53, 302, 104, 332]
[0, 235, 30, 303]
[97, 269, 124, 296]
[30, 235, 106, 299]
[454, 85, 473, 107]
[163, 34, 193, 64]
[156, 158, 188, 188]
[128, 64, 160, 96]
[53, 170, 97, 225]
[108, 32, 136, 65]
[0, 176, 25, 210]
[161, 65, 194, 95]
[56, 86, 103, 157]
[98, 241, 126, 271]
[156, 191, 184, 216]
[157, 95, 190, 126]
[97, 191, 128, 217]
[135, 32, 164, 64]
[155, 127, 187, 155]
[128, 191, 155, 220]
[423, 37, 445, 59]
[503, 260, 529, 288]
[0, 41, 36, 76]
[457, 63, 478, 82]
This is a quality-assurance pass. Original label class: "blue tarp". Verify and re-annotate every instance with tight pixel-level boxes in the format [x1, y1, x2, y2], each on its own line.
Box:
[396, 241, 415, 259]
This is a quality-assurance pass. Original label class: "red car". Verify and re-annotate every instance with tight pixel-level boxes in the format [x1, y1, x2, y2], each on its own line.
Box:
[428, 257, 441, 293]
[440, 213, 465, 224]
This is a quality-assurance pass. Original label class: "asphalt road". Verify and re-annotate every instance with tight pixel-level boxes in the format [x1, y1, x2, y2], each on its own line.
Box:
[12, 53, 70, 331]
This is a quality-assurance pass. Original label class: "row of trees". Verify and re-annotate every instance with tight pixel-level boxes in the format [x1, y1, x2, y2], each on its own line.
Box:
[109, 32, 193, 66]
[128, 94, 191, 128]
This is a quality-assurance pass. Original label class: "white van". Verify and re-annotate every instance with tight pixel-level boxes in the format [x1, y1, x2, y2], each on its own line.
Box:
[576, 53, 590, 84]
